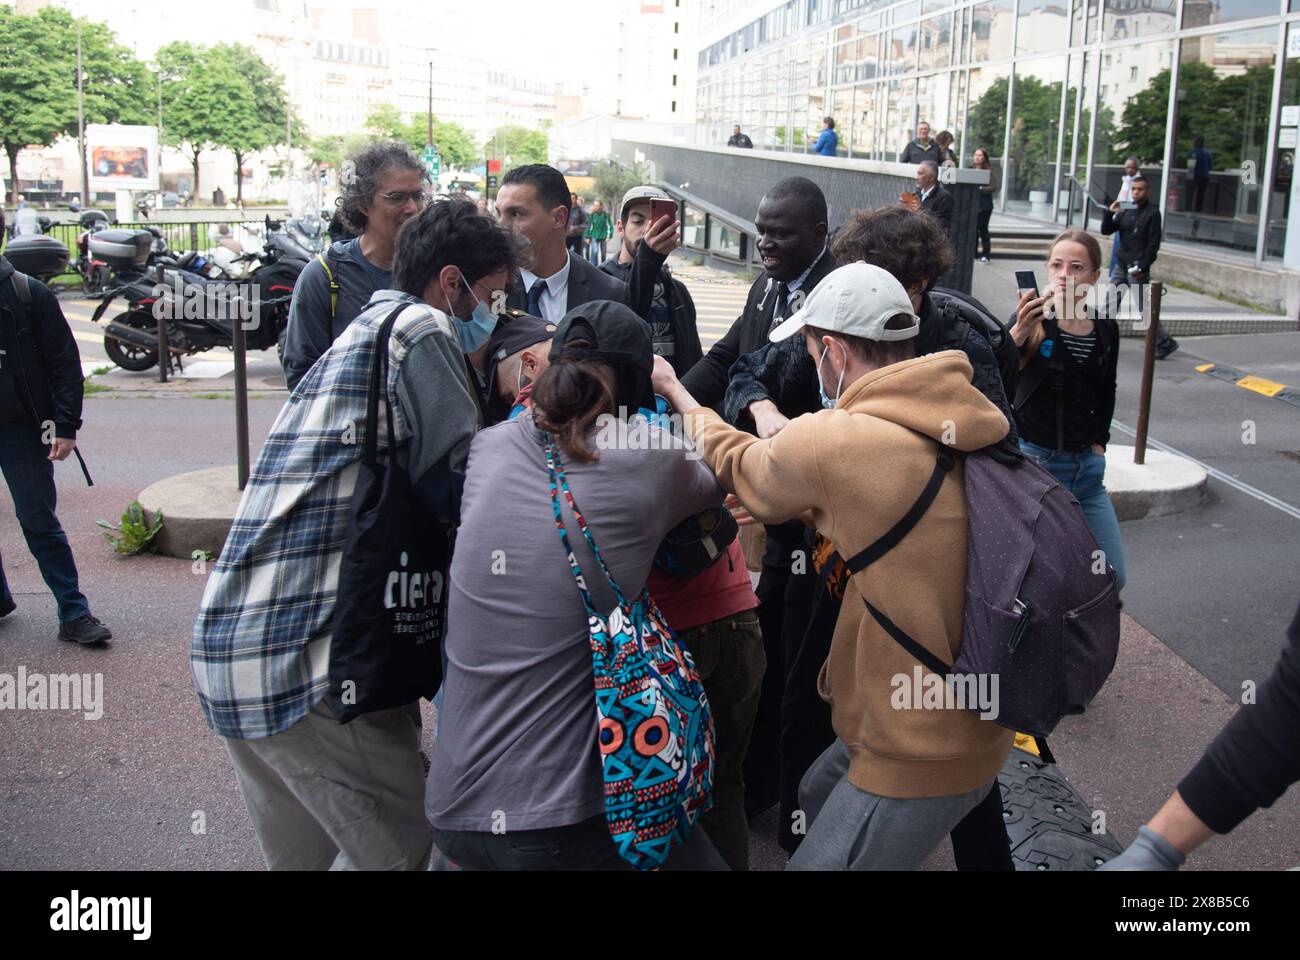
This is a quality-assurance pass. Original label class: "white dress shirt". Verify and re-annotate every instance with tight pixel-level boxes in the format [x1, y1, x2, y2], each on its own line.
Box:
[519, 256, 572, 325]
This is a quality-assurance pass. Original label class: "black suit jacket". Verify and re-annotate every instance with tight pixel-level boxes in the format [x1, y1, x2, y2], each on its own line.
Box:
[680, 249, 838, 414]
[920, 184, 954, 229]
[507, 251, 648, 319]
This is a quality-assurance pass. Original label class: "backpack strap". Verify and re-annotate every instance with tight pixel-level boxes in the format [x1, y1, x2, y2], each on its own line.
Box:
[841, 446, 955, 575]
[12, 270, 32, 305]
[841, 445, 958, 674]
[317, 251, 339, 322]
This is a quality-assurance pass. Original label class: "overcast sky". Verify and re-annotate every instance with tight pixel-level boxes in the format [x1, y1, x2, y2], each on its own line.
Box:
[416, 0, 622, 86]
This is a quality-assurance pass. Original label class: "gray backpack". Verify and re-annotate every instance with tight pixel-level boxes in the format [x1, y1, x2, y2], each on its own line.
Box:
[843, 443, 1120, 736]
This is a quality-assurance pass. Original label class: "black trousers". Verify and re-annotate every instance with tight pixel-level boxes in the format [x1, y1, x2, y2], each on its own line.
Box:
[976, 206, 993, 259]
[741, 522, 804, 819]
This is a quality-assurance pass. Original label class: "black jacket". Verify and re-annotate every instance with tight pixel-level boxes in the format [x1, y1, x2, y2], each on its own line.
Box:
[920, 184, 954, 229]
[506, 251, 649, 319]
[682, 250, 838, 415]
[0, 256, 84, 438]
[599, 245, 702, 376]
[724, 287, 1019, 435]
[1012, 311, 1119, 452]
[1178, 598, 1300, 835]
[1101, 200, 1161, 274]
[899, 139, 941, 165]
[727, 134, 754, 149]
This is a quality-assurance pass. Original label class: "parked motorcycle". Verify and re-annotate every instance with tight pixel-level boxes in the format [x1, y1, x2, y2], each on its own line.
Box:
[4, 208, 69, 283]
[74, 210, 112, 294]
[88, 227, 306, 373]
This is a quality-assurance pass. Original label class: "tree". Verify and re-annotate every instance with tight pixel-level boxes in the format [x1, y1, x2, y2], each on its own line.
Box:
[589, 160, 652, 222]
[211, 43, 301, 205]
[360, 104, 479, 173]
[491, 125, 548, 169]
[157, 43, 249, 202]
[0, 6, 150, 205]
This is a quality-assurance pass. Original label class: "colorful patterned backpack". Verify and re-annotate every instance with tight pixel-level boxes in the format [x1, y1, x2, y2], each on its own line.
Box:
[543, 434, 716, 870]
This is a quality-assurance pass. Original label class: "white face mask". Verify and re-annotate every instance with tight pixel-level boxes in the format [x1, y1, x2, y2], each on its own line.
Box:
[816, 339, 846, 409]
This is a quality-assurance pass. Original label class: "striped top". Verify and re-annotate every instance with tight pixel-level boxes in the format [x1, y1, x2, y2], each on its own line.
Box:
[1059, 330, 1097, 363]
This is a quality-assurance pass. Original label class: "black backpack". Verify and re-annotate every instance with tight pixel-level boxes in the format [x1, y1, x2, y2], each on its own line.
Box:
[929, 287, 1020, 392]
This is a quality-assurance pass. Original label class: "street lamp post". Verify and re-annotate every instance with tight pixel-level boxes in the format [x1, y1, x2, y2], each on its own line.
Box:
[77, 19, 88, 205]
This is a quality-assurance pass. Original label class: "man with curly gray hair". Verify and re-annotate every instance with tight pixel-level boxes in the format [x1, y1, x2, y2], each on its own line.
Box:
[281, 141, 428, 389]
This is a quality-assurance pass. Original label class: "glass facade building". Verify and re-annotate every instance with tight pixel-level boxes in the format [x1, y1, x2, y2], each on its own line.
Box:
[696, 0, 1300, 264]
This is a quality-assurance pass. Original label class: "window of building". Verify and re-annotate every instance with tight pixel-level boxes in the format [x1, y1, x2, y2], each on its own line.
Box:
[1181, 0, 1278, 29]
[1105, 0, 1175, 41]
[968, 0, 1013, 63]
[1170, 27, 1276, 255]
[1017, 0, 1070, 57]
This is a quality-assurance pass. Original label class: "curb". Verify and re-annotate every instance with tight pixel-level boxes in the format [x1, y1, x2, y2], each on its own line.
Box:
[1104, 445, 1207, 521]
[137, 465, 243, 559]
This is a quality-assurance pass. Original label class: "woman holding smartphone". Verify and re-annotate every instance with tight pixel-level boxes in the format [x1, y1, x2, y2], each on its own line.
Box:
[1009, 230, 1126, 592]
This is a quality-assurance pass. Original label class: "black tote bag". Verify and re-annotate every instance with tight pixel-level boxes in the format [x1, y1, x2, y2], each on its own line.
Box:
[326, 304, 449, 721]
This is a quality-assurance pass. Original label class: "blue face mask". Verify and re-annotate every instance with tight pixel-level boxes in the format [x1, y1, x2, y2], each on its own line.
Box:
[450, 271, 498, 353]
[816, 340, 845, 409]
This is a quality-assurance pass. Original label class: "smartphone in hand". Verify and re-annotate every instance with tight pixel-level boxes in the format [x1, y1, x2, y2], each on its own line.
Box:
[648, 197, 677, 226]
[1015, 270, 1040, 298]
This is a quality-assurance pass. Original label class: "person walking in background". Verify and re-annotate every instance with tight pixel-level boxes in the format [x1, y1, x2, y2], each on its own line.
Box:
[0, 210, 112, 646]
[935, 130, 958, 167]
[1009, 230, 1126, 592]
[584, 199, 612, 266]
[1101, 173, 1176, 359]
[728, 125, 754, 149]
[1188, 137, 1213, 213]
[565, 191, 588, 257]
[1108, 157, 1138, 277]
[899, 121, 940, 165]
[972, 147, 998, 262]
[812, 117, 838, 157]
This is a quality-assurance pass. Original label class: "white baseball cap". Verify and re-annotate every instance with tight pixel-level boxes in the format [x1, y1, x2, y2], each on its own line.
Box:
[768, 262, 920, 344]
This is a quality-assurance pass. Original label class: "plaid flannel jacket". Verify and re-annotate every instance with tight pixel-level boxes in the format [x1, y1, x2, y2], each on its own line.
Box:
[191, 291, 447, 739]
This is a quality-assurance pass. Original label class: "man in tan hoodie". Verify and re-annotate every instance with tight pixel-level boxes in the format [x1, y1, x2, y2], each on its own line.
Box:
[651, 262, 1016, 869]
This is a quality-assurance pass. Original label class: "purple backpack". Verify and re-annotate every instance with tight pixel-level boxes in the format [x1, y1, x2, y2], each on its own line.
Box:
[843, 444, 1120, 737]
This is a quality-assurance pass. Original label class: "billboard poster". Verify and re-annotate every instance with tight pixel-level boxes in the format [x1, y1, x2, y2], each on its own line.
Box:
[86, 124, 160, 191]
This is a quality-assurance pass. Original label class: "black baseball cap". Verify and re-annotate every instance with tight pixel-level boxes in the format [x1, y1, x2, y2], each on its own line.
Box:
[484, 309, 557, 396]
[549, 300, 653, 372]
[549, 300, 655, 413]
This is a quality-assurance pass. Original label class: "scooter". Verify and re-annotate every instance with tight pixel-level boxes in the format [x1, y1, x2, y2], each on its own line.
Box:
[74, 210, 112, 294]
[88, 227, 306, 373]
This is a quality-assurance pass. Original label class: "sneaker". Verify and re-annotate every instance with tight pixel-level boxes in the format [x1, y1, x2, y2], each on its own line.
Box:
[58, 614, 113, 646]
[979, 256, 990, 263]
[1155, 337, 1179, 361]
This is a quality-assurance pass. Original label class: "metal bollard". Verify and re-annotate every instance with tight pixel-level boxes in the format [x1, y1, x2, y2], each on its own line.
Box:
[1133, 281, 1163, 465]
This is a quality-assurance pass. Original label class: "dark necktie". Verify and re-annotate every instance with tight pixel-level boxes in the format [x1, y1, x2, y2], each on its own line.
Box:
[770, 281, 790, 328]
[526, 281, 545, 320]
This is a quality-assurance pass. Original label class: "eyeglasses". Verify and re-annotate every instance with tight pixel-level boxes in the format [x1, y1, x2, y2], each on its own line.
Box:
[376, 190, 429, 207]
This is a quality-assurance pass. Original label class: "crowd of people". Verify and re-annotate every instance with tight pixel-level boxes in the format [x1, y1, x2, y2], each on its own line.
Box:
[179, 140, 1297, 871]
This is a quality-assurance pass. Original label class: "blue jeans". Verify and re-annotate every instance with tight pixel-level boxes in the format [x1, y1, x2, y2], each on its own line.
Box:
[1019, 440, 1127, 592]
[0, 423, 90, 621]
[586, 237, 607, 265]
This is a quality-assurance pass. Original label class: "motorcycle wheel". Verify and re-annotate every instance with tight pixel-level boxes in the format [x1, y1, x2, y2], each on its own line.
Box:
[103, 315, 159, 372]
